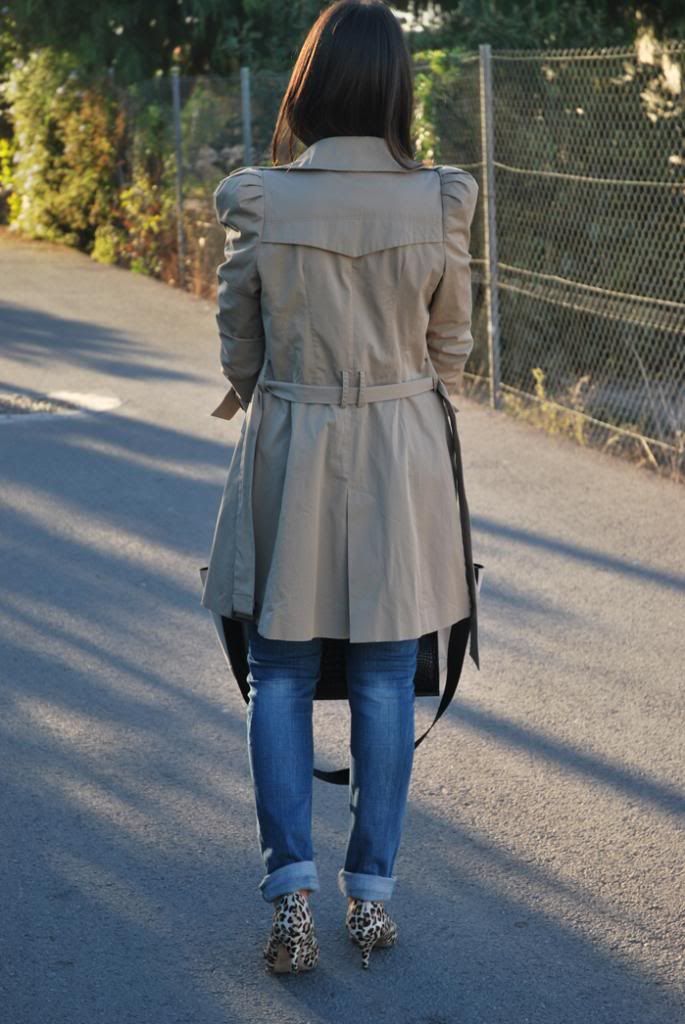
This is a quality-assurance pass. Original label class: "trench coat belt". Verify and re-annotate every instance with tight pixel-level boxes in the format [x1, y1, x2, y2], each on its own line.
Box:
[230, 367, 479, 669]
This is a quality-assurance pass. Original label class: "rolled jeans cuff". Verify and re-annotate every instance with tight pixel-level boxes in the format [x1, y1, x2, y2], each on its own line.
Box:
[259, 860, 320, 903]
[337, 868, 396, 901]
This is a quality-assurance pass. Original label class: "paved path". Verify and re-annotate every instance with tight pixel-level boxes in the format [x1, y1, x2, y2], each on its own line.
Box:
[1, 228, 683, 1024]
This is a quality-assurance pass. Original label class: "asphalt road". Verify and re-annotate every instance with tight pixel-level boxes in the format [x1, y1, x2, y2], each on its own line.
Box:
[1, 228, 683, 1024]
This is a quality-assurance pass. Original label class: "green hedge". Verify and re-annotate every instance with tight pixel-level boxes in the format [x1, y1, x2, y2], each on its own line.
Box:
[1, 48, 178, 278]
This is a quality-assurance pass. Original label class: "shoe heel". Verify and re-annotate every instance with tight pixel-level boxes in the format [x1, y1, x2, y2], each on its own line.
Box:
[280, 931, 304, 973]
[358, 932, 379, 969]
[267, 926, 319, 974]
[264, 892, 319, 974]
[346, 898, 397, 970]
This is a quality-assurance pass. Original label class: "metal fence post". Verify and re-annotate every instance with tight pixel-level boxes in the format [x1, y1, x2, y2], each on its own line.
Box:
[240, 66, 253, 166]
[479, 43, 501, 410]
[170, 67, 186, 289]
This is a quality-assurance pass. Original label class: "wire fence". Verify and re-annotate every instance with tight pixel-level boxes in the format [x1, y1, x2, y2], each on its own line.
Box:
[119, 41, 684, 478]
[475, 42, 684, 478]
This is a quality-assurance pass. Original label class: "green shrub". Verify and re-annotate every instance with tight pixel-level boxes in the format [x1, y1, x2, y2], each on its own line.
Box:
[91, 222, 123, 265]
[116, 169, 176, 277]
[3, 48, 122, 247]
[3, 48, 179, 276]
[412, 48, 474, 165]
[0, 136, 17, 222]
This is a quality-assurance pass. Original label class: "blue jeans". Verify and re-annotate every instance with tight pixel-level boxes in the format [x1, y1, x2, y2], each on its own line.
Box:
[245, 622, 418, 903]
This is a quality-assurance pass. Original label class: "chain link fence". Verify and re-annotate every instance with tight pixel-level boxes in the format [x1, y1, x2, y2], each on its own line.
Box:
[477, 42, 684, 479]
[121, 42, 684, 478]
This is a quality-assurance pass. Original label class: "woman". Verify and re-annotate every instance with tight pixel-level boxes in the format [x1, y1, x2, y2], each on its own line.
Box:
[200, 0, 480, 973]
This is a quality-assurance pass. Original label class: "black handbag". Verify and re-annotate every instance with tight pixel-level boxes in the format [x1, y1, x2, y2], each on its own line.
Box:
[198, 561, 482, 785]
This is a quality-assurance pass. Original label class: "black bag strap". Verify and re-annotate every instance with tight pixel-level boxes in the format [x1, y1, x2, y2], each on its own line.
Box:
[312, 609, 475, 785]
[438, 388, 480, 670]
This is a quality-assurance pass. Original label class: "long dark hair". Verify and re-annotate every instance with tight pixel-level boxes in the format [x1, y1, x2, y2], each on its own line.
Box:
[271, 0, 422, 170]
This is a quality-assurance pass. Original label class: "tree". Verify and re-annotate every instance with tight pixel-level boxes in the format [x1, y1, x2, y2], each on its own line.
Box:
[1, 1, 682, 85]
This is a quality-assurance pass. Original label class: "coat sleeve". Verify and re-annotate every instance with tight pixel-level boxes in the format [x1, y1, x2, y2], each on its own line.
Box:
[212, 167, 265, 417]
[426, 166, 479, 399]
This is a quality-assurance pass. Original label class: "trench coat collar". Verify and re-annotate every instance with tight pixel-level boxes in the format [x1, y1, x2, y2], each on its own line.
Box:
[284, 134, 425, 173]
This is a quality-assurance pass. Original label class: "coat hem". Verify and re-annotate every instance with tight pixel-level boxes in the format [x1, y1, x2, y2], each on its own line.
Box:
[251, 600, 470, 643]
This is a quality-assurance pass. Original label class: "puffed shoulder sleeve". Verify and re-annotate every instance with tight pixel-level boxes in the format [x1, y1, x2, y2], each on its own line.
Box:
[426, 166, 479, 400]
[210, 167, 265, 420]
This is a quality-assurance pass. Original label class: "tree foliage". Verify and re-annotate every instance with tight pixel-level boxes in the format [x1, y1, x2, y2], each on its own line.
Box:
[1, 1, 682, 86]
[2, 49, 122, 243]
[1, 0, 326, 81]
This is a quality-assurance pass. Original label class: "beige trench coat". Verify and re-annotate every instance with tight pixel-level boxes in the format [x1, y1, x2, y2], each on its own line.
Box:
[200, 134, 480, 654]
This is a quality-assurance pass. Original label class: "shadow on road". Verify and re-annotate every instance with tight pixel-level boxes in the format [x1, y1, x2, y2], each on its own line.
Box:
[1, 401, 682, 1024]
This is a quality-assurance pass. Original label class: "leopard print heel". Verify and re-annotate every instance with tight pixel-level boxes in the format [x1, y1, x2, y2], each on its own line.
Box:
[346, 898, 398, 969]
[263, 891, 320, 974]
